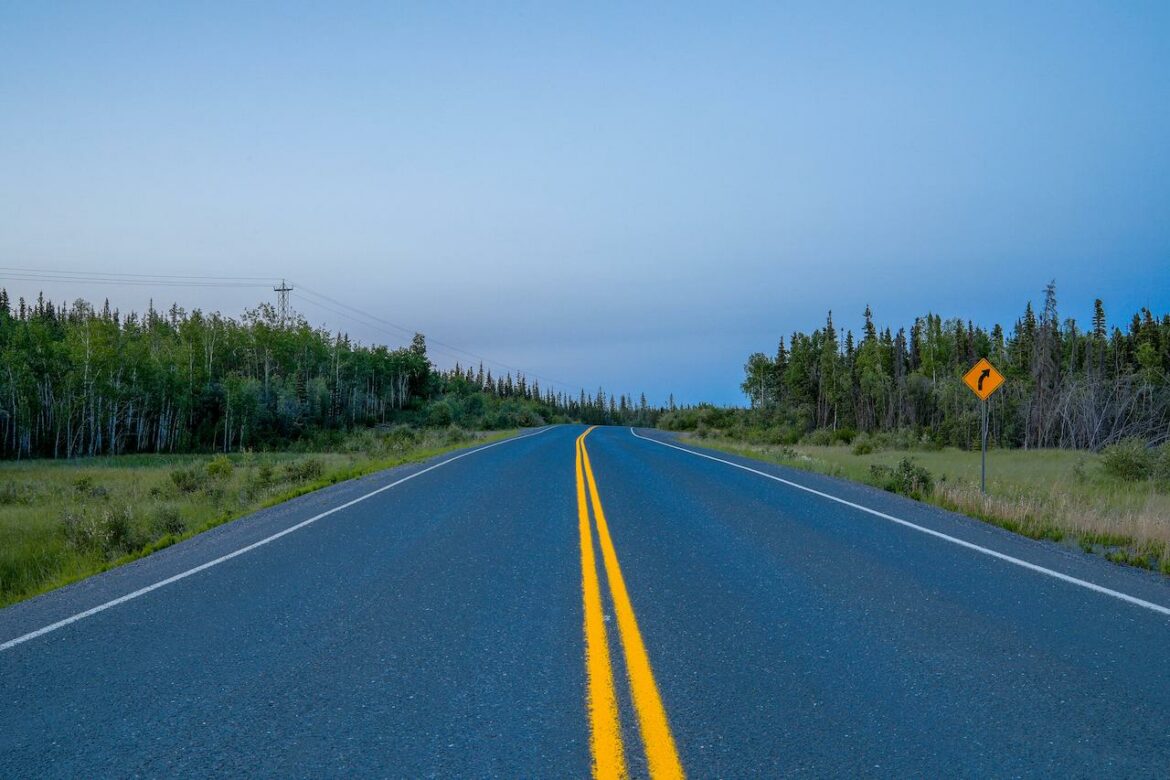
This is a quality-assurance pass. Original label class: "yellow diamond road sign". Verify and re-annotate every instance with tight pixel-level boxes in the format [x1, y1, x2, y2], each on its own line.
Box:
[964, 358, 1005, 401]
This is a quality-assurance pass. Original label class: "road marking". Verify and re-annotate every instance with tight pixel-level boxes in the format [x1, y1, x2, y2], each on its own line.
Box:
[0, 426, 557, 653]
[576, 430, 628, 780]
[630, 428, 1170, 618]
[581, 427, 685, 780]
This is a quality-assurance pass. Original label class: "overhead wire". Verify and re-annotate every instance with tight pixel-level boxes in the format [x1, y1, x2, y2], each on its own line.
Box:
[0, 265, 580, 395]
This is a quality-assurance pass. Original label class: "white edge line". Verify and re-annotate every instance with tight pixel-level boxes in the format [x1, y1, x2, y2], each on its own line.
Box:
[629, 427, 1170, 618]
[0, 426, 557, 652]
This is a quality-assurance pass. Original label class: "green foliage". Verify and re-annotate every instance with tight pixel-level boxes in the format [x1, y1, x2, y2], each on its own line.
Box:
[0, 290, 666, 461]
[62, 505, 138, 558]
[728, 286, 1170, 450]
[0, 481, 37, 505]
[170, 466, 203, 493]
[72, 475, 108, 499]
[0, 425, 514, 606]
[151, 506, 186, 536]
[206, 454, 234, 480]
[284, 458, 324, 482]
[1101, 439, 1154, 481]
[1155, 444, 1170, 483]
[869, 457, 935, 499]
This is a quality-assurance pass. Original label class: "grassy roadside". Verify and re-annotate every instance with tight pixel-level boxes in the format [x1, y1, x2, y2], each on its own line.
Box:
[681, 433, 1170, 574]
[0, 426, 520, 608]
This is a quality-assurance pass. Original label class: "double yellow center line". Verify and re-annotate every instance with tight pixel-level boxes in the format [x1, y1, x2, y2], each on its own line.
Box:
[576, 426, 684, 779]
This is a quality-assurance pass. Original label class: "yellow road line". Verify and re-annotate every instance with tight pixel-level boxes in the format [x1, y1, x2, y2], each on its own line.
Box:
[577, 430, 627, 779]
[581, 428, 685, 780]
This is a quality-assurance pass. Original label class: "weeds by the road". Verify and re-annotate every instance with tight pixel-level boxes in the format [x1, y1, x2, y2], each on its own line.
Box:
[0, 426, 515, 607]
[685, 434, 1170, 575]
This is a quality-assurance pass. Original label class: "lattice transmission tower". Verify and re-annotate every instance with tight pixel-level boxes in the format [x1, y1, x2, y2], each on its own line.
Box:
[274, 279, 293, 326]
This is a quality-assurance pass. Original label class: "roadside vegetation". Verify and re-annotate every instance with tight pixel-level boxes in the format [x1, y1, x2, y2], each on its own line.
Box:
[724, 282, 1168, 450]
[0, 288, 669, 608]
[685, 427, 1170, 574]
[0, 289, 659, 462]
[657, 282, 1170, 574]
[0, 426, 512, 607]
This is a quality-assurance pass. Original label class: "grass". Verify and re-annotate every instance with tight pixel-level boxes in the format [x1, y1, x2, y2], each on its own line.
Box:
[683, 434, 1170, 574]
[0, 426, 519, 607]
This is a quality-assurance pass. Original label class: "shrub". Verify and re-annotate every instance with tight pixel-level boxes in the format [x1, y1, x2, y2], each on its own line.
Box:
[62, 510, 99, 550]
[151, 506, 186, 537]
[72, 475, 109, 499]
[255, 462, 275, 487]
[852, 435, 875, 455]
[101, 505, 135, 553]
[379, 425, 420, 451]
[443, 425, 472, 445]
[1101, 439, 1153, 481]
[426, 401, 454, 428]
[802, 428, 835, 446]
[284, 458, 324, 482]
[206, 454, 234, 480]
[1155, 443, 1170, 484]
[170, 466, 202, 493]
[0, 481, 36, 506]
[870, 457, 934, 499]
[62, 505, 138, 556]
[832, 427, 857, 445]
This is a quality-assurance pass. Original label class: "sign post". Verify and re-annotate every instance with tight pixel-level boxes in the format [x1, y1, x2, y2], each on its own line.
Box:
[962, 358, 1005, 494]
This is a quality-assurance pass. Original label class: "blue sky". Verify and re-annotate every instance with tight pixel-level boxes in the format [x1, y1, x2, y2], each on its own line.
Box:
[2, 2, 1167, 405]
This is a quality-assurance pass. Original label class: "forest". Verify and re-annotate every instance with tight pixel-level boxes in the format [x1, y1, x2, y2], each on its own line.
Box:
[715, 283, 1170, 450]
[0, 290, 657, 460]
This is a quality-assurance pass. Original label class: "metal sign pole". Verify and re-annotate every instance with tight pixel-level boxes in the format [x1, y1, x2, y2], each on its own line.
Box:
[981, 398, 988, 494]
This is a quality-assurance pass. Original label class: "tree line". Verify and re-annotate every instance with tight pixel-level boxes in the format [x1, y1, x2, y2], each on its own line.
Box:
[0, 290, 659, 459]
[736, 283, 1170, 449]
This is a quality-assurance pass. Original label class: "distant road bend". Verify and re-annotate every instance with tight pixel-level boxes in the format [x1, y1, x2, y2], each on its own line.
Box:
[3, 425, 1170, 777]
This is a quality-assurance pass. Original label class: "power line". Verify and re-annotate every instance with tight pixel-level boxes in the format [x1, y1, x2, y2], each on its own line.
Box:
[0, 265, 580, 395]
[0, 273, 268, 289]
[292, 282, 578, 393]
[0, 266, 273, 281]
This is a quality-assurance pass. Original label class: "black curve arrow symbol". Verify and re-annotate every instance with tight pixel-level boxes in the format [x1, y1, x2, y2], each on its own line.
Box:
[978, 368, 991, 391]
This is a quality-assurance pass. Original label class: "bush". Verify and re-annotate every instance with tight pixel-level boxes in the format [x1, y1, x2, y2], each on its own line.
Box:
[802, 428, 835, 446]
[206, 454, 234, 480]
[852, 435, 875, 455]
[255, 462, 275, 487]
[63, 505, 138, 556]
[1154, 443, 1170, 483]
[1101, 439, 1154, 481]
[0, 481, 36, 505]
[284, 458, 324, 483]
[426, 401, 453, 428]
[443, 425, 472, 445]
[170, 466, 202, 493]
[870, 457, 934, 499]
[72, 475, 109, 499]
[151, 506, 186, 537]
[832, 427, 857, 445]
[379, 425, 420, 451]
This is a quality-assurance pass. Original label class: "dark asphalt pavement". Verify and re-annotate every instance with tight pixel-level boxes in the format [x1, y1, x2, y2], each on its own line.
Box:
[3, 424, 1170, 777]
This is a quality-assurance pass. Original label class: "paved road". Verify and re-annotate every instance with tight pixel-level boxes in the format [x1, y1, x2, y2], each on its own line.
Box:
[3, 424, 1170, 777]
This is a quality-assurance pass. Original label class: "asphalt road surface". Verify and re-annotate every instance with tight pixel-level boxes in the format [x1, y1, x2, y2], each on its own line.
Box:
[3, 424, 1170, 777]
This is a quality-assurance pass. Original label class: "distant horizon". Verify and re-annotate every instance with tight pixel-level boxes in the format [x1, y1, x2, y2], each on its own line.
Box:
[2, 271, 1163, 408]
[3, 3, 1167, 405]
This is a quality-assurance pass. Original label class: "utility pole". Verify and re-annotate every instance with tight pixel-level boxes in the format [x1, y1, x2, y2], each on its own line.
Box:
[274, 279, 293, 327]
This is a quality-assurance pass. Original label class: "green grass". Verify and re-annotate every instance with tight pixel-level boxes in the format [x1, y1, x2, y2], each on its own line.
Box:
[684, 434, 1170, 573]
[0, 426, 519, 607]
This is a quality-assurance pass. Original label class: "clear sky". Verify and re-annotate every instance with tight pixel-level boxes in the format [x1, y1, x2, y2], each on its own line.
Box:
[2, 2, 1167, 405]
